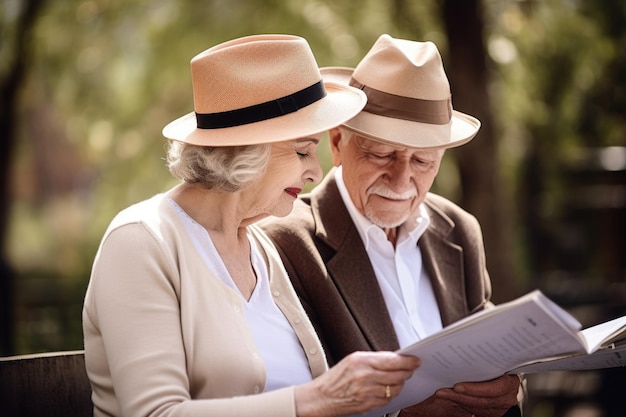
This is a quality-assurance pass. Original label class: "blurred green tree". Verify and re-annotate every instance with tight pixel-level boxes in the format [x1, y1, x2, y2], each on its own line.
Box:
[2, 0, 625, 359]
[0, 0, 47, 356]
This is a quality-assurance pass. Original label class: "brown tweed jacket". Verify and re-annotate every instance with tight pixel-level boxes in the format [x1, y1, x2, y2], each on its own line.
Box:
[260, 170, 493, 365]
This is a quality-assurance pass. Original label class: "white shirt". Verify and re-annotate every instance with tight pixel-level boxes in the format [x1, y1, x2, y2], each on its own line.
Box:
[167, 197, 312, 391]
[335, 167, 443, 348]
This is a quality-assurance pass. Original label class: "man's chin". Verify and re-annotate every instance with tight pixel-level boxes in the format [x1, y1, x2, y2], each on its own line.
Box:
[365, 211, 409, 229]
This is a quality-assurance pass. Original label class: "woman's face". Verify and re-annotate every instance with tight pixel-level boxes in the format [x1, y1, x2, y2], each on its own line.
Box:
[245, 134, 323, 219]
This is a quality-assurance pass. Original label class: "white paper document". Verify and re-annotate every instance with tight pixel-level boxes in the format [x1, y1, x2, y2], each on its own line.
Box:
[352, 290, 626, 417]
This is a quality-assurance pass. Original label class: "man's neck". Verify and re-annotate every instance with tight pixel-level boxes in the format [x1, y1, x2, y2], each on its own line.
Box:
[383, 227, 398, 247]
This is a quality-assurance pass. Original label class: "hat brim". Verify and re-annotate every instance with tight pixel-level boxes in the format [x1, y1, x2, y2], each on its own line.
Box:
[320, 67, 481, 150]
[162, 82, 366, 146]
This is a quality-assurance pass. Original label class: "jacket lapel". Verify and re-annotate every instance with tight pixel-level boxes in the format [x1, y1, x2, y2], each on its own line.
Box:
[311, 172, 401, 351]
[421, 200, 469, 326]
[310, 172, 471, 350]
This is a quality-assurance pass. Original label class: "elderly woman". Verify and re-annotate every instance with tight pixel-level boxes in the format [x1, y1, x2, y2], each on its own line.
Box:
[82, 35, 420, 417]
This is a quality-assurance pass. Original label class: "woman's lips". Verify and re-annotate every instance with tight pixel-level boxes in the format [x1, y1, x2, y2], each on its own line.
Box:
[285, 188, 302, 198]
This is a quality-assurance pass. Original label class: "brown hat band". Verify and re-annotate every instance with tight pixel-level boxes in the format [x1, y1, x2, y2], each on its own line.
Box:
[195, 81, 326, 129]
[349, 78, 451, 125]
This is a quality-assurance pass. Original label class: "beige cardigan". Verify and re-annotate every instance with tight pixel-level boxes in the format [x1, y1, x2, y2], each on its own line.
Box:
[83, 194, 328, 417]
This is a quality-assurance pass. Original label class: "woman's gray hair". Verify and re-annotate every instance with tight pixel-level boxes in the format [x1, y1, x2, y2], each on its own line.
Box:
[166, 140, 271, 191]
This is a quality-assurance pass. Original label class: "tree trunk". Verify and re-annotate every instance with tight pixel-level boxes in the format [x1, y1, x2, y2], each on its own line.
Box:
[0, 0, 47, 355]
[440, 0, 520, 303]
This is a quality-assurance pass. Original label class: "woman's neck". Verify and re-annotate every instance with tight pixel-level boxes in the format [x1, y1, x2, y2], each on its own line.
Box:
[167, 183, 258, 299]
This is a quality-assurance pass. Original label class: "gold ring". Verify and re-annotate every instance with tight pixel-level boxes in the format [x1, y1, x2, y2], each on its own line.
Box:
[385, 385, 391, 398]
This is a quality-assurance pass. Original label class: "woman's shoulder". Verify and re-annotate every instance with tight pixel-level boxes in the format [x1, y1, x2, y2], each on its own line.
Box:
[101, 194, 184, 244]
[108, 194, 169, 226]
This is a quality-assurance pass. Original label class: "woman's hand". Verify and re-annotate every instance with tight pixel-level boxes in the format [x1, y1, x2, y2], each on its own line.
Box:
[294, 351, 420, 417]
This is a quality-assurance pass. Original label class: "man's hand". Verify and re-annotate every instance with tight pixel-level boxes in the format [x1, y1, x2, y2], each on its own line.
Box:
[398, 374, 521, 417]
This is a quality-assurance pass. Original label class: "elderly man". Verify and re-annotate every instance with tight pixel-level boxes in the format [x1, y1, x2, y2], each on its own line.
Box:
[261, 34, 522, 417]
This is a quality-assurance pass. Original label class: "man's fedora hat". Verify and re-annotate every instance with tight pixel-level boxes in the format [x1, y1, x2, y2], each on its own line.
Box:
[321, 34, 480, 149]
[163, 34, 367, 146]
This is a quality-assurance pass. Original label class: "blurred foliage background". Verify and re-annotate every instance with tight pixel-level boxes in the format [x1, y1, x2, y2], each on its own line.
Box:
[1, 0, 625, 416]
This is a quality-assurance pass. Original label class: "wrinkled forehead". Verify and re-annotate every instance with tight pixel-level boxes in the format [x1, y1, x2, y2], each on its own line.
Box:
[353, 134, 444, 158]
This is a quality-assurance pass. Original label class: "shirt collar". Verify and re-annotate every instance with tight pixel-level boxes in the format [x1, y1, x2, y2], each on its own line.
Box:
[334, 166, 430, 249]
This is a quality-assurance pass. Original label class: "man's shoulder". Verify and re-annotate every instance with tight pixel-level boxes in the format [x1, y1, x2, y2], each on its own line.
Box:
[424, 193, 480, 230]
[425, 193, 473, 216]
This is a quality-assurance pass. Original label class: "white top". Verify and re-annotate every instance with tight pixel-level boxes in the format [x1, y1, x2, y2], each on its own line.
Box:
[335, 167, 443, 348]
[167, 197, 312, 391]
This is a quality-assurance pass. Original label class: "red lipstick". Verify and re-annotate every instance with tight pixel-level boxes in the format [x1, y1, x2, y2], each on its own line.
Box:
[285, 188, 302, 198]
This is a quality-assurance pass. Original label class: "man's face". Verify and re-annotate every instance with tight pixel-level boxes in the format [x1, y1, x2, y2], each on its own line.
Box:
[330, 128, 443, 229]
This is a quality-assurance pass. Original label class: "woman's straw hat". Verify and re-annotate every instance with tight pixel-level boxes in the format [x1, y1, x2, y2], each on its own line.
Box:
[163, 34, 367, 146]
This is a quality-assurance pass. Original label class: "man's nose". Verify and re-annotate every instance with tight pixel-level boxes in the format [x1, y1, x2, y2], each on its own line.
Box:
[385, 159, 412, 190]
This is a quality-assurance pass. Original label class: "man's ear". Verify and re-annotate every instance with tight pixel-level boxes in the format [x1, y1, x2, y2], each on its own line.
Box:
[329, 127, 343, 167]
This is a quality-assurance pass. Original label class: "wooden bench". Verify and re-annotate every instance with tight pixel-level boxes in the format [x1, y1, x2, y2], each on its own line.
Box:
[0, 350, 93, 416]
